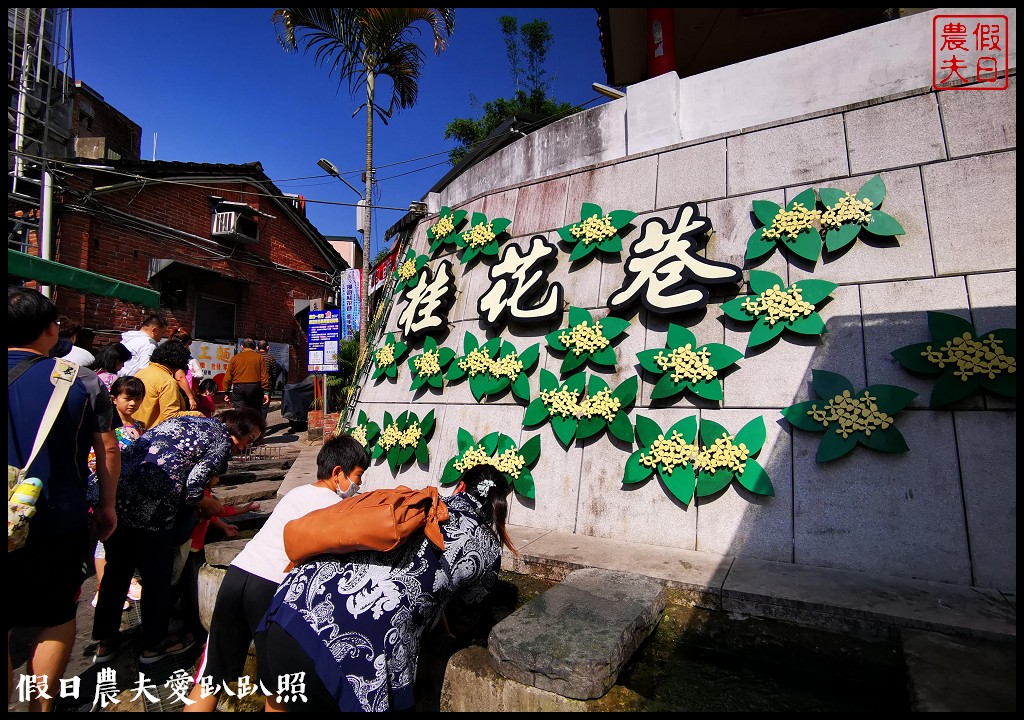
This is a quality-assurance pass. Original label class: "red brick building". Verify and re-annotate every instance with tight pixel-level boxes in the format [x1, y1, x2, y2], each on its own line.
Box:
[52, 159, 346, 382]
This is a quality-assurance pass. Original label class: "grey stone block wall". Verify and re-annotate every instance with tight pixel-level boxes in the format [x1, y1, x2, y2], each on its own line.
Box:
[355, 53, 1015, 591]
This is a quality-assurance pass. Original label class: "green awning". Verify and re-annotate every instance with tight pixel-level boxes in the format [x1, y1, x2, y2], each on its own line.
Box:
[8, 249, 161, 307]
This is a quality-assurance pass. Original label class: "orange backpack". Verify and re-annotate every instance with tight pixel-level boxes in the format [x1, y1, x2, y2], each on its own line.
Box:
[283, 485, 449, 572]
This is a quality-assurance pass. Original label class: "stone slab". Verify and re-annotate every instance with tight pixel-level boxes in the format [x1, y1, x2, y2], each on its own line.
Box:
[845, 92, 946, 174]
[937, 74, 1016, 159]
[954, 410, 1017, 592]
[793, 411, 972, 585]
[727, 115, 849, 196]
[564, 155, 658, 227]
[694, 408, 794, 563]
[722, 556, 1016, 642]
[501, 528, 731, 609]
[655, 139, 727, 207]
[574, 407, 699, 551]
[923, 152, 1017, 275]
[512, 176, 570, 238]
[901, 628, 1016, 711]
[441, 645, 663, 712]
[488, 568, 665, 699]
[705, 190, 788, 285]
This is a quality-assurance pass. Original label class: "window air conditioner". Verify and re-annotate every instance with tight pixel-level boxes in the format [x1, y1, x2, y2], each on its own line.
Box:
[211, 211, 259, 244]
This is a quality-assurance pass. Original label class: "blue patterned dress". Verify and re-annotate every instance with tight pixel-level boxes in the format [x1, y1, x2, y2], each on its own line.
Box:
[116, 415, 231, 531]
[258, 492, 502, 711]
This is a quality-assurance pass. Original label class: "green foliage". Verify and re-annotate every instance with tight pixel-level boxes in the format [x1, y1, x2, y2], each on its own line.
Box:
[443, 16, 578, 166]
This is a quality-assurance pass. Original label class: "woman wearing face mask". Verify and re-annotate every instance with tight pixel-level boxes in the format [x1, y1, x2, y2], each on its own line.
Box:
[184, 434, 369, 712]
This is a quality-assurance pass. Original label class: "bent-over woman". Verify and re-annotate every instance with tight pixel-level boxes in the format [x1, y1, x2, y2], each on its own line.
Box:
[92, 408, 265, 665]
[255, 464, 516, 712]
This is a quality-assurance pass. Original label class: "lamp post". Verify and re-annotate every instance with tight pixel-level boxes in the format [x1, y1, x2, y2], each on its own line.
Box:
[318, 155, 369, 345]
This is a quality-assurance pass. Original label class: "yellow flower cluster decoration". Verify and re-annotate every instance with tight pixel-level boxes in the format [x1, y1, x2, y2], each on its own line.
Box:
[694, 433, 750, 475]
[741, 285, 816, 326]
[400, 421, 422, 448]
[375, 343, 396, 368]
[820, 192, 874, 229]
[921, 332, 1016, 381]
[761, 201, 820, 241]
[654, 345, 717, 384]
[463, 221, 496, 248]
[453, 444, 526, 479]
[569, 213, 617, 245]
[539, 387, 581, 418]
[807, 390, 893, 439]
[431, 214, 456, 240]
[350, 425, 368, 448]
[490, 352, 524, 380]
[413, 349, 442, 377]
[378, 422, 404, 451]
[458, 347, 494, 376]
[638, 431, 698, 475]
[558, 320, 610, 356]
[397, 259, 417, 282]
[578, 388, 622, 423]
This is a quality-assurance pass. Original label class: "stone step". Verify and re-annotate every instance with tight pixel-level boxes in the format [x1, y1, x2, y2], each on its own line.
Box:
[219, 468, 289, 485]
[216, 479, 282, 506]
[487, 568, 665, 701]
[901, 629, 1015, 711]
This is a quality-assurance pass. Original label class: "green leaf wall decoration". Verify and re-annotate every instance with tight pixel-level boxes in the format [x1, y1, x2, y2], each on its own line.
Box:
[454, 211, 511, 265]
[407, 335, 457, 392]
[444, 332, 540, 403]
[522, 369, 636, 448]
[371, 332, 408, 380]
[622, 415, 773, 504]
[343, 409, 380, 450]
[522, 369, 586, 448]
[546, 306, 629, 374]
[745, 188, 822, 263]
[819, 175, 905, 252]
[557, 202, 637, 262]
[623, 415, 700, 505]
[720, 270, 837, 350]
[695, 417, 773, 498]
[372, 409, 435, 472]
[393, 248, 429, 296]
[781, 369, 917, 463]
[438, 430, 539, 499]
[637, 323, 742, 402]
[891, 311, 1016, 406]
[745, 176, 905, 262]
[427, 205, 468, 254]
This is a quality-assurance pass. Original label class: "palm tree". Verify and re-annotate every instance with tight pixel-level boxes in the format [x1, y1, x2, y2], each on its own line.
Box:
[273, 8, 456, 361]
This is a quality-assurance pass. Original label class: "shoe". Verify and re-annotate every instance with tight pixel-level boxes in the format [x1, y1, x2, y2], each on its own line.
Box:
[128, 577, 143, 601]
[138, 633, 195, 665]
[93, 638, 125, 664]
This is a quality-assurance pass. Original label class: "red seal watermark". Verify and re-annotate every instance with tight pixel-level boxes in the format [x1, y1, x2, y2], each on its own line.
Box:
[933, 14, 1009, 90]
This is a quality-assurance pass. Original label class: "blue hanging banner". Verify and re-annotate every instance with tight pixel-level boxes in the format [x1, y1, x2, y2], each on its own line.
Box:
[307, 309, 341, 372]
[339, 268, 361, 340]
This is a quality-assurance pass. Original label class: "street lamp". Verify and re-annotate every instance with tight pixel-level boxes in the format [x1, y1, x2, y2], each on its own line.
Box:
[317, 157, 364, 200]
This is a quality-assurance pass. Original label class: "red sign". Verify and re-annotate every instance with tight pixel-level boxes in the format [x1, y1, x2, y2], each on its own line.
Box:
[370, 246, 401, 292]
[932, 14, 1009, 90]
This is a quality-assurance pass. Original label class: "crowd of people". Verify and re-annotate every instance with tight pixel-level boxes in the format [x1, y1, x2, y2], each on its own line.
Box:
[7, 288, 516, 712]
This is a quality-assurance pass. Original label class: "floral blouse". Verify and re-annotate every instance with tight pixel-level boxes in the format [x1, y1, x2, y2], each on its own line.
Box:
[259, 492, 502, 712]
[116, 415, 231, 532]
[86, 418, 146, 508]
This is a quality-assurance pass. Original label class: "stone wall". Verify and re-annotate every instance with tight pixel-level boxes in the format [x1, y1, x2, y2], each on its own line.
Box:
[355, 10, 1016, 592]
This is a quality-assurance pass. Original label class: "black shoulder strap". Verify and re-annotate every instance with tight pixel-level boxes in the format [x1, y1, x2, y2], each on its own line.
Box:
[8, 354, 48, 386]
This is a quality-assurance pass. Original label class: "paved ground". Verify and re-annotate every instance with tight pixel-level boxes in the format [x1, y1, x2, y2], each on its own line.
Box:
[7, 402, 317, 713]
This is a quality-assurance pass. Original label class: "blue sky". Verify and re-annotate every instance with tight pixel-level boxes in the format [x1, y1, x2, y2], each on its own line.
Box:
[70, 8, 612, 263]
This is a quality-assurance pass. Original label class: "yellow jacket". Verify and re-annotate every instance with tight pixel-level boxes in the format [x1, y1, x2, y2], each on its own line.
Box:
[134, 362, 204, 429]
